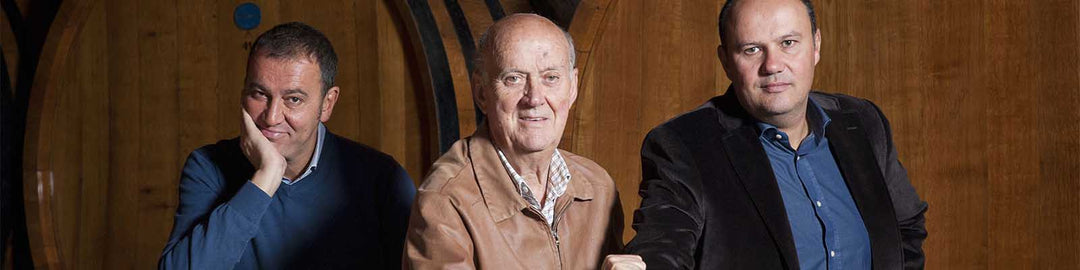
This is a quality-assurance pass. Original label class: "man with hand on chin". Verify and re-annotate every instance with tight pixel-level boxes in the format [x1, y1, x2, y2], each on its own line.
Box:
[159, 22, 415, 269]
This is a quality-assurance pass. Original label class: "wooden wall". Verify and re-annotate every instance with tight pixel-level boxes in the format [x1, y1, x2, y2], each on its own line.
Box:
[18, 0, 1080, 269]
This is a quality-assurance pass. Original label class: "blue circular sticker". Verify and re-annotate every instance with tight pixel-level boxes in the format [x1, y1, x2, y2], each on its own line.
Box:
[234, 2, 261, 30]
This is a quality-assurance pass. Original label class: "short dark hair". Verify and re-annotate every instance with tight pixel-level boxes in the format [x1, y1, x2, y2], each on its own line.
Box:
[247, 22, 338, 95]
[718, 0, 817, 45]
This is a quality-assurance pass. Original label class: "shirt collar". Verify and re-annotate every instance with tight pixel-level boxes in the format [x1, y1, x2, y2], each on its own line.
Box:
[282, 123, 325, 185]
[755, 98, 832, 142]
[494, 147, 573, 227]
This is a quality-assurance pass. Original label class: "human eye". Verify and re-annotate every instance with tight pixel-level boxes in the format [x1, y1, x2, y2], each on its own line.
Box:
[544, 74, 560, 83]
[285, 96, 303, 106]
[743, 46, 761, 55]
[503, 74, 524, 85]
[248, 89, 268, 100]
[781, 40, 796, 47]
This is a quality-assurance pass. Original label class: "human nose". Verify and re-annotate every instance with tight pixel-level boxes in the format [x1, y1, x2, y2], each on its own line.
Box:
[760, 49, 785, 75]
[522, 77, 546, 107]
[260, 99, 285, 127]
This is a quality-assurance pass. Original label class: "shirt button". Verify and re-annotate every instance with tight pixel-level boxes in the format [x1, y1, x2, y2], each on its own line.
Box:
[830, 251, 836, 257]
[815, 201, 822, 207]
[774, 134, 783, 140]
[796, 156, 801, 161]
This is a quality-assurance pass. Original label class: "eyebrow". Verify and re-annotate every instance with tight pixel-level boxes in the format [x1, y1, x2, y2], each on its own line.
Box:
[778, 31, 803, 41]
[736, 31, 805, 48]
[736, 41, 763, 49]
[245, 82, 266, 92]
[542, 66, 566, 72]
[245, 83, 309, 97]
[496, 69, 524, 78]
[282, 89, 309, 97]
[496, 66, 568, 77]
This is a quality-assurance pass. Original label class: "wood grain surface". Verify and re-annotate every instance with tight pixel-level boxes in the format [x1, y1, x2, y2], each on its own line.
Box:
[20, 0, 1080, 269]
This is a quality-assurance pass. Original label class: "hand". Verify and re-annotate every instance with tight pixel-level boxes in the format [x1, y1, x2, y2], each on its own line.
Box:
[241, 108, 286, 196]
[602, 254, 646, 270]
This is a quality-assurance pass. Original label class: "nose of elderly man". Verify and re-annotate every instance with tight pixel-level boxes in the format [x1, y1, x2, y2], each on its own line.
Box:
[522, 86, 548, 107]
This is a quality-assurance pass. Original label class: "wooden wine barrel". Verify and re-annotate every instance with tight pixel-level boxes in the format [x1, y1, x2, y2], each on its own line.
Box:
[31, 0, 1080, 269]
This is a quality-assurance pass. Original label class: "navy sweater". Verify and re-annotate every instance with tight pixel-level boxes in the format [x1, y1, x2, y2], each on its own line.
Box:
[159, 131, 416, 269]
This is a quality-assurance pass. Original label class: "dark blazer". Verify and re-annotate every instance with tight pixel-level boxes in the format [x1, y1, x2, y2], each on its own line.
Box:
[624, 90, 928, 270]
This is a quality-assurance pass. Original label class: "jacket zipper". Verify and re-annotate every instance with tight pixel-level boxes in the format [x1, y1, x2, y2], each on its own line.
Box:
[551, 200, 574, 269]
[525, 206, 563, 270]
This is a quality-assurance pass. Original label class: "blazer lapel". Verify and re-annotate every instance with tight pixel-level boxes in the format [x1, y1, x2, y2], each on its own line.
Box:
[712, 91, 801, 269]
[825, 110, 903, 269]
[720, 125, 801, 270]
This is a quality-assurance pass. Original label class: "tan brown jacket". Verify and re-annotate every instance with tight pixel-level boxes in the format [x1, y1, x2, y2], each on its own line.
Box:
[403, 129, 624, 269]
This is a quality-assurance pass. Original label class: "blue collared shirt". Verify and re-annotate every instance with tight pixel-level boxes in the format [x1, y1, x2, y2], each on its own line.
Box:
[282, 123, 325, 185]
[756, 100, 871, 270]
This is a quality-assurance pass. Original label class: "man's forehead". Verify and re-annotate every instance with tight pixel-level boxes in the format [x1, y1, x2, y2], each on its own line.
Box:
[246, 57, 322, 92]
[481, 15, 571, 62]
[493, 41, 568, 60]
[487, 38, 570, 71]
[727, 0, 812, 40]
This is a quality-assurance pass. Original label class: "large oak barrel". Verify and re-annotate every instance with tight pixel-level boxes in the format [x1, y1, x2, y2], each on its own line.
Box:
[33, 0, 1080, 269]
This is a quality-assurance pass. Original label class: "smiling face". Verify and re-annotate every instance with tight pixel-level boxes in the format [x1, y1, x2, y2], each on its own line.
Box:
[473, 15, 578, 154]
[242, 54, 339, 164]
[719, 0, 821, 121]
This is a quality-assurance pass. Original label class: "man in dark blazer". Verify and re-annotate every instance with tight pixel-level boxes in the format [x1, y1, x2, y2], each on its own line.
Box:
[620, 0, 928, 269]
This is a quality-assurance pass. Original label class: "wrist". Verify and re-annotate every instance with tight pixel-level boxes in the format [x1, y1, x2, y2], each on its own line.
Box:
[251, 167, 284, 196]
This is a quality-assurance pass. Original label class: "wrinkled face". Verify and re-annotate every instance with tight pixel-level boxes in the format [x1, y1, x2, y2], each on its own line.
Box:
[719, 0, 820, 120]
[242, 55, 338, 162]
[474, 22, 578, 154]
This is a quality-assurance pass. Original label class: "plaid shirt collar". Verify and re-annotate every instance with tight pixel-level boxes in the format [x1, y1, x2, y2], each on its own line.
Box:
[494, 148, 572, 227]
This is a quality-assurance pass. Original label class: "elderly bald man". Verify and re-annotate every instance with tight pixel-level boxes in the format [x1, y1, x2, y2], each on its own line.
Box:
[403, 14, 625, 269]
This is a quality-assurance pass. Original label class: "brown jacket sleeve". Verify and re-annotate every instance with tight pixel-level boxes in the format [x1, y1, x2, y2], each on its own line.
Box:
[403, 191, 475, 269]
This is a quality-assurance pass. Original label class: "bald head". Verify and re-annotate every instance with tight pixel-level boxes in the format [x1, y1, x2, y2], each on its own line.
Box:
[474, 14, 576, 77]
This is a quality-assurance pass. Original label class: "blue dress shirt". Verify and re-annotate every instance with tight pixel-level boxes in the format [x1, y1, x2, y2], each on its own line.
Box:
[756, 100, 872, 270]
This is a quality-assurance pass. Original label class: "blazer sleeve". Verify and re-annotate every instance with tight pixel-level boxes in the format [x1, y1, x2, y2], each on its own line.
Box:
[403, 191, 475, 269]
[158, 150, 273, 270]
[624, 126, 705, 269]
[863, 100, 929, 270]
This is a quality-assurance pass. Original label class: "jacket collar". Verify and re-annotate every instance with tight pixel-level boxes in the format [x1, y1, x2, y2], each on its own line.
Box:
[819, 101, 904, 269]
[467, 123, 594, 224]
[711, 88, 902, 269]
[712, 89, 801, 269]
